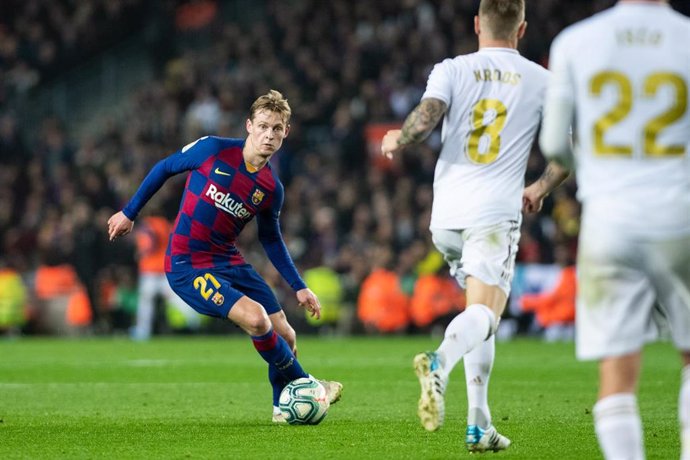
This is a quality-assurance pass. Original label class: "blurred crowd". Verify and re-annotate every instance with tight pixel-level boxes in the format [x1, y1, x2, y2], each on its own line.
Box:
[4, 0, 668, 337]
[0, 0, 151, 104]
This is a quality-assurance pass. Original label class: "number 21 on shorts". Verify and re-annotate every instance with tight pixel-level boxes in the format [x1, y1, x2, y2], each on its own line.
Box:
[194, 273, 225, 306]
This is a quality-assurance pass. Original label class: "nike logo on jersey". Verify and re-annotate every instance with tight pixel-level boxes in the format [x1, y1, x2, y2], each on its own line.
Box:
[214, 167, 232, 176]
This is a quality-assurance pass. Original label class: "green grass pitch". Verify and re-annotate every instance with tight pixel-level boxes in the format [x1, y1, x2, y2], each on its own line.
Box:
[0, 336, 681, 459]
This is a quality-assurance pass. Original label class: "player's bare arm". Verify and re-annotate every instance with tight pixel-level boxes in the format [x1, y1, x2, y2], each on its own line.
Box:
[522, 161, 570, 214]
[381, 98, 447, 158]
[399, 98, 447, 145]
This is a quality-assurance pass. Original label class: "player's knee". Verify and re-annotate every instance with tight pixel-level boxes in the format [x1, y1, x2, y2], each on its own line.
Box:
[236, 304, 272, 336]
[243, 309, 272, 336]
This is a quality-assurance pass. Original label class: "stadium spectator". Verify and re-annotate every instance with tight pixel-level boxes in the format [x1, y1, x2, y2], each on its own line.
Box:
[0, 0, 150, 102]
[9, 0, 688, 340]
[520, 244, 576, 341]
[131, 207, 202, 341]
[0, 258, 28, 335]
[33, 251, 91, 335]
[106, 90, 343, 423]
[357, 245, 410, 334]
[99, 265, 138, 333]
[302, 263, 347, 334]
[410, 267, 466, 333]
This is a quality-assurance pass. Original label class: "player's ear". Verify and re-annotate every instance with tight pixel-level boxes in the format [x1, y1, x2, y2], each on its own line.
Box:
[474, 15, 480, 36]
[245, 118, 252, 134]
[517, 21, 527, 40]
[284, 123, 290, 139]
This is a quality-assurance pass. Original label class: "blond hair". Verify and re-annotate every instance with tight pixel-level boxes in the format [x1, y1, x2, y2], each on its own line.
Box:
[479, 0, 525, 40]
[249, 89, 292, 124]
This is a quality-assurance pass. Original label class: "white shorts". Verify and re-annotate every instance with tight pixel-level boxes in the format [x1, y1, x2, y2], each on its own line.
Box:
[576, 223, 690, 360]
[431, 219, 521, 297]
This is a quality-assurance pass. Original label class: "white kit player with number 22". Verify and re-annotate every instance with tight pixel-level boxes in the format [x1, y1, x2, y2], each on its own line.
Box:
[539, 1, 690, 459]
[380, 0, 568, 453]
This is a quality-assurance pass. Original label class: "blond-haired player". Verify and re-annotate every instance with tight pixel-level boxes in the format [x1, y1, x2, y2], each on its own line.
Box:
[381, 0, 567, 452]
[108, 90, 342, 422]
[539, 1, 690, 459]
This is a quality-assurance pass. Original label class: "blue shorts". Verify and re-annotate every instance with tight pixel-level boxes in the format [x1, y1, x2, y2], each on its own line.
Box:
[165, 264, 282, 319]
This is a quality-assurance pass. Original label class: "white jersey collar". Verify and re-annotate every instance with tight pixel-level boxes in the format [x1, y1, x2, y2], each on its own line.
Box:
[478, 47, 520, 55]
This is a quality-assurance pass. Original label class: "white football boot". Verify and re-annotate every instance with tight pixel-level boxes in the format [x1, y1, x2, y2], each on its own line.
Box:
[317, 379, 343, 405]
[414, 351, 447, 431]
[272, 406, 287, 424]
[465, 425, 511, 452]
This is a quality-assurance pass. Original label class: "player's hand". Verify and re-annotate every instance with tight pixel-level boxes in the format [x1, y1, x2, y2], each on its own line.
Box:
[107, 211, 134, 241]
[522, 182, 546, 214]
[380, 129, 402, 159]
[296, 288, 321, 320]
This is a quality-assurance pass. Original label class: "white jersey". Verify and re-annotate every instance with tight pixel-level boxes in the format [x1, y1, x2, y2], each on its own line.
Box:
[545, 3, 690, 238]
[423, 47, 550, 229]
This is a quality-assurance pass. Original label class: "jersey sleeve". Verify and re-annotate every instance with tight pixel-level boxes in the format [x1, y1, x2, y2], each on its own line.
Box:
[421, 58, 454, 105]
[122, 136, 219, 220]
[256, 180, 307, 292]
[539, 34, 576, 167]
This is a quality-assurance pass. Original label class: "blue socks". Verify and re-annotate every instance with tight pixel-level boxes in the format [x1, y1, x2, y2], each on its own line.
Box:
[269, 365, 288, 406]
[251, 329, 307, 384]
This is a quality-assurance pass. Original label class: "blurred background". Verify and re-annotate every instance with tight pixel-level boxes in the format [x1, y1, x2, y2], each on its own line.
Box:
[1, 0, 687, 340]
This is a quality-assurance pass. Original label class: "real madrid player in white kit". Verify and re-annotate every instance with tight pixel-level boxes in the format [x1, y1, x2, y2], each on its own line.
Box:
[381, 0, 568, 453]
[539, 1, 690, 459]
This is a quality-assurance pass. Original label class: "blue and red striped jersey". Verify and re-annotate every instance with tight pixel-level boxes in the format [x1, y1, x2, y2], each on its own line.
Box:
[122, 136, 306, 291]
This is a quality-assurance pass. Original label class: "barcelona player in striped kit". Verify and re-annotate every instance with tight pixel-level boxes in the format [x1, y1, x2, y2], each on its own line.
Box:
[107, 90, 342, 422]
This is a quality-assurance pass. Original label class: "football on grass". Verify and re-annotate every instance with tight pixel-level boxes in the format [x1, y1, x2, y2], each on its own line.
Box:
[278, 377, 329, 425]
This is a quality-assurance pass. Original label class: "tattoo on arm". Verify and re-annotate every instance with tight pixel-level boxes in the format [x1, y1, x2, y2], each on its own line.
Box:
[537, 162, 570, 195]
[398, 98, 447, 146]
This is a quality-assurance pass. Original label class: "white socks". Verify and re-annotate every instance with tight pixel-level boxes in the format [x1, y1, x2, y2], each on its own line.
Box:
[681, 365, 690, 460]
[591, 364, 690, 460]
[437, 304, 496, 381]
[593, 393, 643, 460]
[464, 334, 495, 428]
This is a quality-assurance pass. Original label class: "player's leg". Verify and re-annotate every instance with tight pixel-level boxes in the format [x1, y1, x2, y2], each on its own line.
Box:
[432, 223, 518, 379]
[593, 352, 644, 460]
[132, 273, 156, 340]
[577, 227, 658, 460]
[232, 265, 342, 421]
[227, 296, 308, 382]
[681, 352, 690, 460]
[165, 269, 309, 382]
[464, 335, 494, 430]
[460, 279, 511, 452]
[417, 275, 505, 432]
[441, 275, 506, 377]
[649, 233, 690, 460]
[269, 310, 342, 414]
[268, 310, 295, 422]
[415, 222, 518, 435]
[462, 334, 509, 452]
[413, 278, 505, 433]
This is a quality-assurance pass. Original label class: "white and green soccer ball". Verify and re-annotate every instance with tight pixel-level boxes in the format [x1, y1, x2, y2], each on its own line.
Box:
[278, 377, 330, 425]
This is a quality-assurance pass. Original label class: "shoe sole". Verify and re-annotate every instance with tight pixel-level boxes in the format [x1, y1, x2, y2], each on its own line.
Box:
[467, 445, 505, 453]
[413, 353, 442, 432]
[466, 443, 510, 453]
